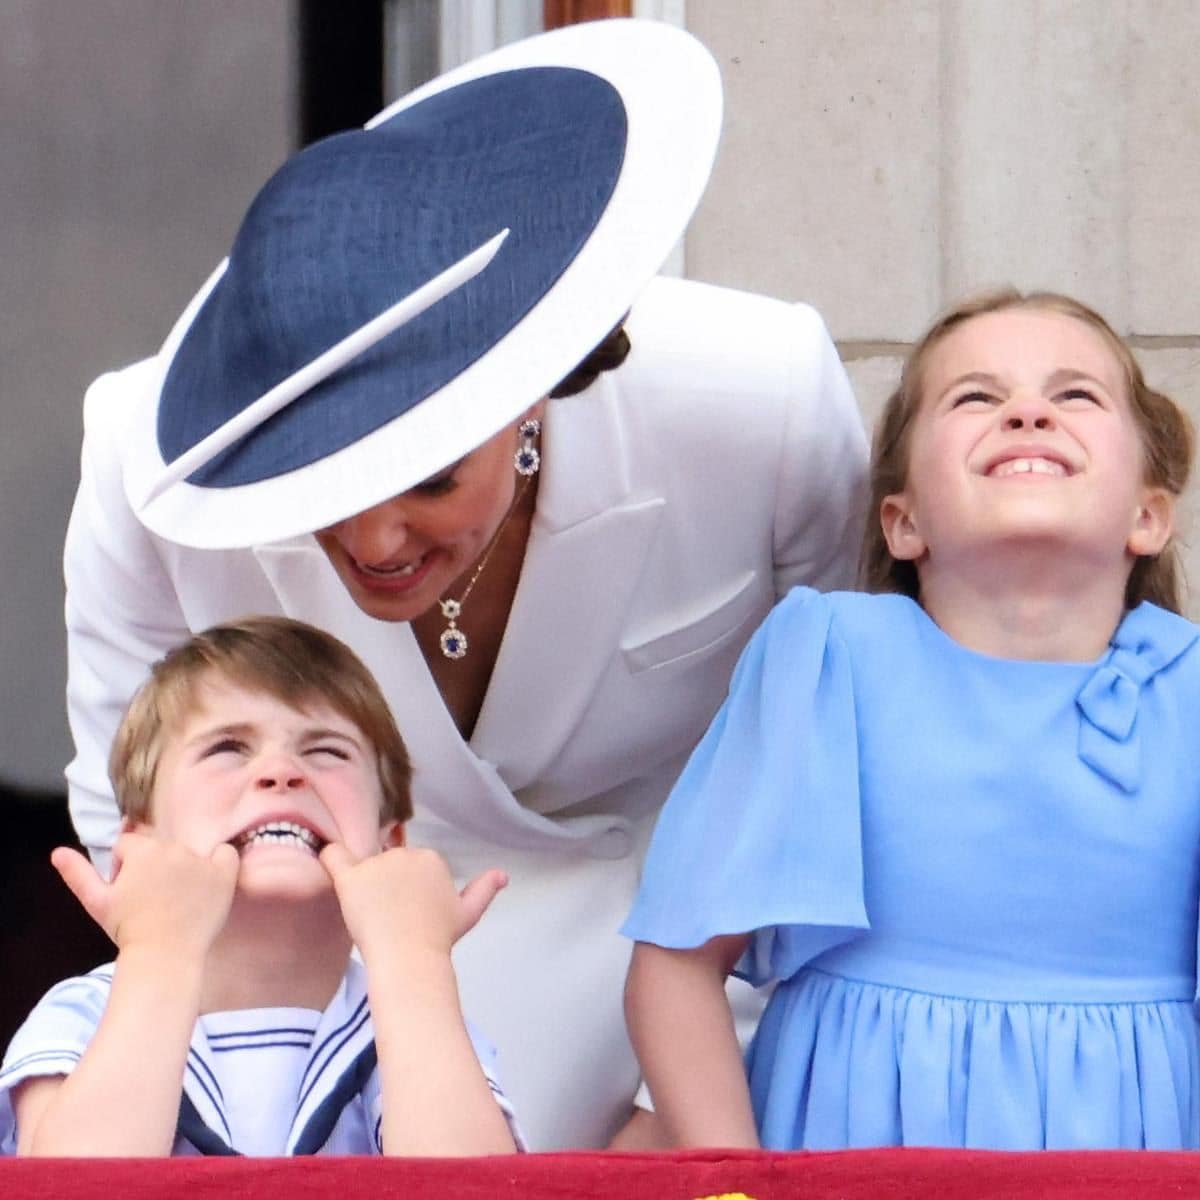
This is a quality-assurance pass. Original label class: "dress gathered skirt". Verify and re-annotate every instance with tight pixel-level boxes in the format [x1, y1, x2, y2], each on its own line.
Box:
[623, 588, 1200, 1149]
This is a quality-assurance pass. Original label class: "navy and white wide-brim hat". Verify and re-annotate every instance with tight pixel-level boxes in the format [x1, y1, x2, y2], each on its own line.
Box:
[123, 18, 722, 549]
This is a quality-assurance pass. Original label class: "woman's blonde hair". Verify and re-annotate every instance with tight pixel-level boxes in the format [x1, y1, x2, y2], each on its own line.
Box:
[110, 616, 412, 825]
[860, 288, 1193, 613]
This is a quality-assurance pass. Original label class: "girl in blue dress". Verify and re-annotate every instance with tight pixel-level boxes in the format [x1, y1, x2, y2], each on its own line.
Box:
[623, 289, 1200, 1151]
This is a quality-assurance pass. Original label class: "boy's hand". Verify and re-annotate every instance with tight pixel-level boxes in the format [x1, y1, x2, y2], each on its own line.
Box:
[51, 832, 239, 959]
[320, 843, 506, 961]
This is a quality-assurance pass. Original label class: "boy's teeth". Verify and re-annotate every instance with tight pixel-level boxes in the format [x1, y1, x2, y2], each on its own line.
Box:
[234, 821, 322, 853]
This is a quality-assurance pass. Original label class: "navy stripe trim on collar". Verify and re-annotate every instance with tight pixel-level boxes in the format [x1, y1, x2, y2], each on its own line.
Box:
[177, 1093, 241, 1157]
[292, 1042, 378, 1156]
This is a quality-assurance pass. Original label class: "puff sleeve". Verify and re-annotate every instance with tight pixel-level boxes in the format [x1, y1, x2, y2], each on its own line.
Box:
[622, 587, 869, 985]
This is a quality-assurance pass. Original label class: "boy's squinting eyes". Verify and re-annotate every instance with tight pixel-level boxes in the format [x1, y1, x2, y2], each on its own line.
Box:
[143, 681, 392, 879]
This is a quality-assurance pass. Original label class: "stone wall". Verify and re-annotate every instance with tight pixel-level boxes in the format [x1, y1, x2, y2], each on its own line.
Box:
[686, 0, 1200, 605]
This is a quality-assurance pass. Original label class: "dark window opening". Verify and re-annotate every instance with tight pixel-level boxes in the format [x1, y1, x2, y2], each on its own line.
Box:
[298, 0, 387, 146]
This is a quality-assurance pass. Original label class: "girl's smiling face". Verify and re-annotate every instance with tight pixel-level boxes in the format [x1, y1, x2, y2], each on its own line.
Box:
[880, 308, 1173, 582]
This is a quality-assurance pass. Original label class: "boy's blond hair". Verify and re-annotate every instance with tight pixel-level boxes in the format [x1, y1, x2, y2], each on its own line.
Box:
[110, 616, 412, 825]
[860, 288, 1194, 613]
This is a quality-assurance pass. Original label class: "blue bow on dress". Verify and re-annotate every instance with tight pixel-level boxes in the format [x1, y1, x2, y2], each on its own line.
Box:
[1075, 604, 1198, 793]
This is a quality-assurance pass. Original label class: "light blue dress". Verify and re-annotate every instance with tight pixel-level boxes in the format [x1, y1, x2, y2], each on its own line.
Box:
[623, 588, 1200, 1150]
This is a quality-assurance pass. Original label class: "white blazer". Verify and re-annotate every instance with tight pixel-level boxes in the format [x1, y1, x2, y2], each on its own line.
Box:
[63, 276, 869, 1149]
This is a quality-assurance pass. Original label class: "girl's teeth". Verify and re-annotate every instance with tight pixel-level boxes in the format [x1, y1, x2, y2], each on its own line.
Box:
[993, 457, 1066, 478]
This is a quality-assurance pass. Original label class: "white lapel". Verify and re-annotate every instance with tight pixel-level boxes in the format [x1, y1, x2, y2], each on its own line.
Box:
[470, 376, 662, 791]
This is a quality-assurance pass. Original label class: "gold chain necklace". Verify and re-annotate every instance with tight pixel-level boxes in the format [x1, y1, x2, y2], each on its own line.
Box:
[437, 474, 533, 660]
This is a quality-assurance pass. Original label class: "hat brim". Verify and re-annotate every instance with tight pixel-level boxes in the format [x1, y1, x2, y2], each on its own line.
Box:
[124, 18, 722, 549]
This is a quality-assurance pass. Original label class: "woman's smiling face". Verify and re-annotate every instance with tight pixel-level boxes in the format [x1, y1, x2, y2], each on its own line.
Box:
[313, 415, 532, 624]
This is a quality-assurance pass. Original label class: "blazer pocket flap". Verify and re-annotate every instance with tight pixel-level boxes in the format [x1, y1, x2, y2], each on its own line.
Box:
[622, 573, 763, 673]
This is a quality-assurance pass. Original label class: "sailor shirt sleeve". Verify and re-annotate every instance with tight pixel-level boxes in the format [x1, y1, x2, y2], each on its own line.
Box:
[466, 1020, 527, 1151]
[0, 969, 111, 1153]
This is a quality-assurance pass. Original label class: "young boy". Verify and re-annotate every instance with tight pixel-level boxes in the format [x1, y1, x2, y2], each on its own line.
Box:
[0, 617, 520, 1156]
